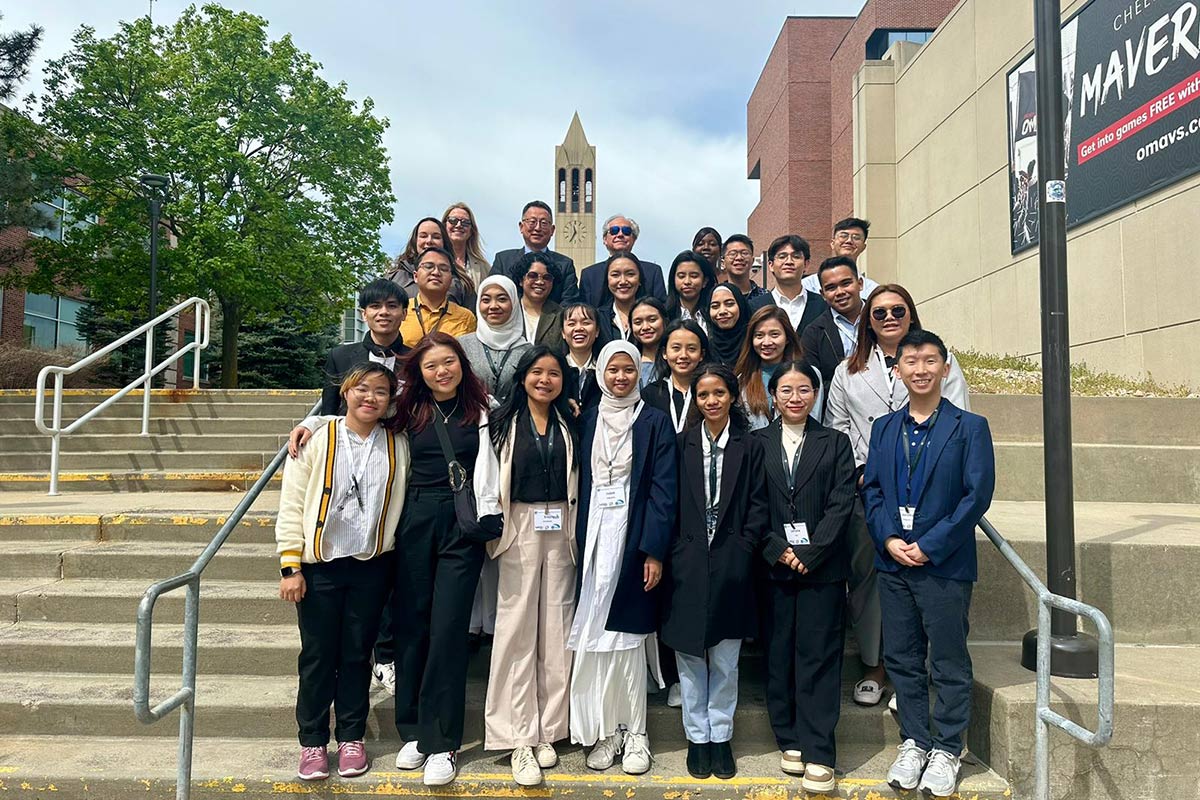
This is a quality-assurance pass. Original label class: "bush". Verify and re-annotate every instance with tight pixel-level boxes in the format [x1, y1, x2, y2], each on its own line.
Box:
[0, 341, 103, 389]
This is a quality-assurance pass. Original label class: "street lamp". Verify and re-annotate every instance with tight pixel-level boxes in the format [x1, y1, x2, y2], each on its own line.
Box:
[138, 173, 169, 320]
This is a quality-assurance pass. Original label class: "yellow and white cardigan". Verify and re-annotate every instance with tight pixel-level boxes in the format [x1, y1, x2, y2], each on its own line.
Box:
[275, 419, 410, 569]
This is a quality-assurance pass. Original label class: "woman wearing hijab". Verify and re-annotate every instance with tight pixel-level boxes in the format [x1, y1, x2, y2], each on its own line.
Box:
[569, 340, 677, 775]
[703, 284, 750, 368]
[458, 276, 532, 404]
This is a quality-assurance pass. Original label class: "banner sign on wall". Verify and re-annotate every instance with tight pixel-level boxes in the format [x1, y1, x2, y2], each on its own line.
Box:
[1006, 0, 1200, 253]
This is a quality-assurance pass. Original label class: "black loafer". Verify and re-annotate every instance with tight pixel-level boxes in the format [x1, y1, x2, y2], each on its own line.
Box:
[686, 741, 712, 779]
[712, 740, 737, 779]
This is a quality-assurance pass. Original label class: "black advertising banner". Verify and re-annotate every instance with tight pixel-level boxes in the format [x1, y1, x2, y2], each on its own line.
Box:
[1007, 0, 1200, 253]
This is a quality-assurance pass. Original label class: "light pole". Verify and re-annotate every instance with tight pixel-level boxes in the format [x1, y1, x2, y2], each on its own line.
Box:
[138, 173, 169, 321]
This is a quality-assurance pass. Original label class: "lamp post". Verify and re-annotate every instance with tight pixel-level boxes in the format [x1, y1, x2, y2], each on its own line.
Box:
[1025, 0, 1099, 678]
[138, 173, 169, 321]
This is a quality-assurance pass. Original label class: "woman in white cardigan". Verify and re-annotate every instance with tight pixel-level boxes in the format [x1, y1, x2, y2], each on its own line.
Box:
[474, 345, 580, 787]
[276, 363, 410, 783]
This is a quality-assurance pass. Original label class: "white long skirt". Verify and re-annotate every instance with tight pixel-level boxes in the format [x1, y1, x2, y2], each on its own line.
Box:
[570, 646, 648, 745]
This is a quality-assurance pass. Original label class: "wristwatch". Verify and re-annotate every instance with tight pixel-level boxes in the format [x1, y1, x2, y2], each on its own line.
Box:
[280, 566, 300, 578]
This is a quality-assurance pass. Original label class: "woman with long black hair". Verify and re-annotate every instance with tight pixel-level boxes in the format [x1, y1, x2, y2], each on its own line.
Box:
[665, 250, 718, 329]
[642, 319, 709, 435]
[475, 347, 580, 787]
[596, 252, 648, 343]
[630, 297, 669, 388]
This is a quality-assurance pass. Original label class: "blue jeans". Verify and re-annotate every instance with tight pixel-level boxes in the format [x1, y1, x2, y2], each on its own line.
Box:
[878, 568, 973, 753]
[675, 638, 741, 744]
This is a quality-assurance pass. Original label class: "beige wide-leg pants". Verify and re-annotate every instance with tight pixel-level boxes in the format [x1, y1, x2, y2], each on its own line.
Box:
[484, 501, 576, 751]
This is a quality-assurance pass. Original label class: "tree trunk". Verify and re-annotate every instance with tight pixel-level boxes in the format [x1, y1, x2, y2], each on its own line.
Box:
[220, 298, 241, 388]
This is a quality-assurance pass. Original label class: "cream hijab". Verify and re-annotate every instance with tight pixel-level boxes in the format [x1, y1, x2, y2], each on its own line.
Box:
[474, 275, 526, 350]
[592, 340, 643, 484]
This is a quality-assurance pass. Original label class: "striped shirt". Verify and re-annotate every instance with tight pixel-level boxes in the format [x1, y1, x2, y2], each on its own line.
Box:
[320, 420, 391, 561]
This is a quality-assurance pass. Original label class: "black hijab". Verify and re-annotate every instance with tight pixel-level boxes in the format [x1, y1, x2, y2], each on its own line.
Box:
[703, 283, 750, 366]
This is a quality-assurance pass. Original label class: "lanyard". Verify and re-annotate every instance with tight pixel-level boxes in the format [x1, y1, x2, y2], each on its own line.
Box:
[599, 401, 642, 484]
[668, 385, 691, 433]
[338, 422, 381, 512]
[483, 344, 516, 384]
[414, 301, 449, 336]
[703, 427, 721, 538]
[901, 409, 939, 504]
[530, 412, 557, 498]
[874, 346, 898, 411]
[783, 430, 805, 521]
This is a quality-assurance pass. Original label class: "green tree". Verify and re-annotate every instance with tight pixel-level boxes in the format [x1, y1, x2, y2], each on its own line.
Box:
[0, 13, 43, 101]
[208, 310, 337, 389]
[28, 5, 394, 386]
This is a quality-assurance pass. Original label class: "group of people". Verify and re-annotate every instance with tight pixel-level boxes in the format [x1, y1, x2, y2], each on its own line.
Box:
[274, 200, 996, 799]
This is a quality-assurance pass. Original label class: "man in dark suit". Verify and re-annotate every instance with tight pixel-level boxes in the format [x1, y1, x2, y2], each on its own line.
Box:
[320, 278, 410, 415]
[862, 329, 995, 799]
[748, 234, 827, 339]
[578, 214, 666, 305]
[802, 256, 865, 415]
[490, 200, 579, 302]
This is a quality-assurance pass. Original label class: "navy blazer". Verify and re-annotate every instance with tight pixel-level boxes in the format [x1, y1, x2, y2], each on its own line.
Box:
[576, 404, 678, 635]
[490, 248, 579, 303]
[862, 398, 995, 582]
[579, 258, 666, 307]
[749, 290, 828, 338]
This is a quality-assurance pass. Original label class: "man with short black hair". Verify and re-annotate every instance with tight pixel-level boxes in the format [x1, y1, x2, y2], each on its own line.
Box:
[399, 246, 476, 346]
[863, 329, 995, 799]
[802, 257, 865, 402]
[720, 234, 766, 299]
[490, 200, 579, 302]
[802, 218, 879, 296]
[578, 214, 666, 305]
[749, 234, 827, 337]
[321, 279, 410, 415]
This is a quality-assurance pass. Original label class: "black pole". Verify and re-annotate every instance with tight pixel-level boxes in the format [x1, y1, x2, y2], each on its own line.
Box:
[148, 195, 160, 321]
[1020, 0, 1099, 678]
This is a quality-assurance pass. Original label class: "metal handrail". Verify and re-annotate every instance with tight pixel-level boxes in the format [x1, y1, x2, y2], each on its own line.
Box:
[977, 516, 1114, 800]
[34, 296, 212, 495]
[132, 399, 317, 800]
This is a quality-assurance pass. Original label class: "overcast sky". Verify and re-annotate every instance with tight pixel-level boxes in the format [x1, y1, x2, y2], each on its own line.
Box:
[6, 0, 863, 267]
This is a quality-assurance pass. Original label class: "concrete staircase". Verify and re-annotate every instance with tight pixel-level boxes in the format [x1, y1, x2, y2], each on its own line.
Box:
[0, 390, 1196, 799]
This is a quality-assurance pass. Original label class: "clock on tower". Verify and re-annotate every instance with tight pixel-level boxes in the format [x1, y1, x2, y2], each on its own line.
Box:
[554, 113, 596, 277]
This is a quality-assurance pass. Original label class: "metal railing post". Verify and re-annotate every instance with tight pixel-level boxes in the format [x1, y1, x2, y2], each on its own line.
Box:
[49, 373, 64, 496]
[1035, 599, 1052, 800]
[175, 577, 200, 800]
[142, 325, 154, 436]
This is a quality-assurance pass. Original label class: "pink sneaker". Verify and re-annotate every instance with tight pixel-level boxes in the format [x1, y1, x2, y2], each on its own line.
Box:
[298, 745, 329, 780]
[338, 740, 369, 777]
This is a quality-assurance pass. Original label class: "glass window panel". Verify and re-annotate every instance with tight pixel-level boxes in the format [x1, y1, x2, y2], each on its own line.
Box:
[24, 292, 58, 318]
[59, 297, 86, 326]
[57, 322, 87, 352]
[23, 315, 57, 349]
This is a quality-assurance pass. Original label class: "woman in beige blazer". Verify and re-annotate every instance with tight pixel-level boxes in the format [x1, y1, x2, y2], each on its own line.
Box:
[475, 345, 580, 788]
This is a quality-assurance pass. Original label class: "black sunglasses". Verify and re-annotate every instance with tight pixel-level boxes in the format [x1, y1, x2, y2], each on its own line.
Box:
[871, 305, 908, 321]
[607, 225, 634, 237]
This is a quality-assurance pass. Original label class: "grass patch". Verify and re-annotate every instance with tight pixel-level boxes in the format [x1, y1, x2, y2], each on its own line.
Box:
[953, 349, 1195, 397]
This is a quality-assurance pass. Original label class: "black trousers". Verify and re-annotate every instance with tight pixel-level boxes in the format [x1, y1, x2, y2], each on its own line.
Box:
[393, 486, 485, 753]
[878, 569, 973, 753]
[762, 579, 846, 767]
[374, 589, 395, 664]
[295, 553, 392, 747]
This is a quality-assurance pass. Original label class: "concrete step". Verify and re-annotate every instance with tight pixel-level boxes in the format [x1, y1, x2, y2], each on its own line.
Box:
[11, 579, 290, 626]
[0, 511, 277, 544]
[3, 416, 312, 437]
[0, 735, 1013, 800]
[57, 541, 276, 582]
[8, 400, 316, 420]
[0, 541, 93, 579]
[0, 433, 287, 454]
[994, 441, 1200, 503]
[0, 389, 320, 404]
[971, 394, 1200, 447]
[3, 451, 274, 472]
[0, 470, 280, 493]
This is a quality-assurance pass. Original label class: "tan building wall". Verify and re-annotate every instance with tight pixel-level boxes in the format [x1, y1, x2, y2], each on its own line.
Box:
[854, 0, 1200, 388]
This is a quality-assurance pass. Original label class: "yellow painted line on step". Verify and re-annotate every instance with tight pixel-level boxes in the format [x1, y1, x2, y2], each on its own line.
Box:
[0, 471, 279, 482]
[0, 514, 100, 525]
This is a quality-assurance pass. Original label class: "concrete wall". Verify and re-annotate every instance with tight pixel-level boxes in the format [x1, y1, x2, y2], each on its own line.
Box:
[854, 0, 1200, 388]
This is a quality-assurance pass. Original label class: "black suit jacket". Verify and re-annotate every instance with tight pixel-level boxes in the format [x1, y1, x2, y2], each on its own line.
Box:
[320, 337, 409, 415]
[567, 363, 602, 414]
[660, 427, 770, 656]
[750, 417, 857, 583]
[490, 248, 579, 303]
[749, 290, 829, 339]
[579, 257, 666, 306]
[801, 310, 849, 418]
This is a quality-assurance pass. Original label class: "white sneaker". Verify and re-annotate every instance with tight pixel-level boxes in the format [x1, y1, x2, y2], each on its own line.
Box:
[586, 734, 622, 770]
[666, 682, 683, 708]
[917, 748, 961, 798]
[780, 749, 806, 775]
[395, 740, 426, 770]
[621, 732, 652, 775]
[372, 661, 396, 696]
[887, 738, 929, 791]
[423, 751, 458, 786]
[511, 746, 543, 786]
[853, 678, 883, 706]
[888, 693, 899, 713]
[533, 742, 558, 769]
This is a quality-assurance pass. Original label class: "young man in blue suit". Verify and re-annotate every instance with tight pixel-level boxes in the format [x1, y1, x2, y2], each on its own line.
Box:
[862, 329, 995, 799]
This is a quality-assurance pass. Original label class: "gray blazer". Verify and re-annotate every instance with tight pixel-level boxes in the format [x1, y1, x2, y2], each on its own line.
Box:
[825, 349, 970, 468]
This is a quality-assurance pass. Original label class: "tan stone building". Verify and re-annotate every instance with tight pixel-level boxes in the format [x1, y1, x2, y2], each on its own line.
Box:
[554, 113, 596, 275]
[847, 0, 1200, 388]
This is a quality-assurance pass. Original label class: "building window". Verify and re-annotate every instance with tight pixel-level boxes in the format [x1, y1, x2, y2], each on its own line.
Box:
[865, 29, 934, 60]
[570, 168, 580, 212]
[23, 293, 88, 352]
[584, 169, 593, 212]
[341, 303, 367, 343]
[30, 189, 96, 243]
[557, 168, 567, 213]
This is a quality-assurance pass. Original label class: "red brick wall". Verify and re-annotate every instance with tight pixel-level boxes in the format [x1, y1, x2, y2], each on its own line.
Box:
[0, 226, 32, 345]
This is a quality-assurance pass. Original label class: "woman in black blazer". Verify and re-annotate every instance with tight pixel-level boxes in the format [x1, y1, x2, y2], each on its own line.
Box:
[642, 319, 710, 434]
[560, 302, 606, 415]
[661, 364, 768, 780]
[750, 361, 856, 795]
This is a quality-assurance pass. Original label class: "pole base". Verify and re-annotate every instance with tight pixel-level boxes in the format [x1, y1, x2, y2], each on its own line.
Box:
[1021, 628, 1100, 678]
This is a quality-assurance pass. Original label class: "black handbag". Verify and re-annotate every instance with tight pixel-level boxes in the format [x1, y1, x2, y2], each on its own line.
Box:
[431, 415, 496, 542]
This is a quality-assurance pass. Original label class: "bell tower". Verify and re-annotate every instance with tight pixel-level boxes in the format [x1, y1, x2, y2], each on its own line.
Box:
[554, 112, 596, 274]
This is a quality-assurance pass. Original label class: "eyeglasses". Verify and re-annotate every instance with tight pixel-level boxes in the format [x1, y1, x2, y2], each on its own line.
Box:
[522, 218, 552, 230]
[524, 271, 554, 283]
[607, 225, 634, 237]
[871, 305, 908, 321]
[835, 231, 865, 243]
[418, 262, 452, 274]
[772, 251, 803, 263]
[724, 249, 752, 260]
[775, 386, 814, 399]
[445, 217, 472, 229]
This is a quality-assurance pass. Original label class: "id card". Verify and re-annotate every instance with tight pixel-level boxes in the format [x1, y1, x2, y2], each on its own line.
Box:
[534, 507, 564, 532]
[784, 522, 810, 546]
[596, 485, 627, 508]
[899, 506, 915, 531]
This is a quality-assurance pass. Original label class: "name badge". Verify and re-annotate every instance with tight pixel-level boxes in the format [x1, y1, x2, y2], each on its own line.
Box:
[534, 507, 563, 532]
[785, 522, 810, 546]
[899, 506, 915, 531]
[596, 485, 627, 509]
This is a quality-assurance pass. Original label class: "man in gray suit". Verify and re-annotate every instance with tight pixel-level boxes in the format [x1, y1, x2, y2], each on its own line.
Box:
[578, 214, 666, 306]
[490, 200, 579, 303]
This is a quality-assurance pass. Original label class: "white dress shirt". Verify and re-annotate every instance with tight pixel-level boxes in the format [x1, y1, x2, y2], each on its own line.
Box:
[772, 288, 809, 330]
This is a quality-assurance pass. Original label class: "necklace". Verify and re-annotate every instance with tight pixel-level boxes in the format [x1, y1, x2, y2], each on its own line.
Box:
[435, 398, 460, 424]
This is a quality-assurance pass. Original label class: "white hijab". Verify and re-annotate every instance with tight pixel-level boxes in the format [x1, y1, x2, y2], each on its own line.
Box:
[474, 275, 526, 350]
[593, 339, 642, 483]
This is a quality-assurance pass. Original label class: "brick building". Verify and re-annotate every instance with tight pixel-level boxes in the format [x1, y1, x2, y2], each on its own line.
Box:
[746, 0, 957, 260]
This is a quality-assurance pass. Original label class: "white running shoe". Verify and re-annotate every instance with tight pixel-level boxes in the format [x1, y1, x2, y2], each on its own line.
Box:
[371, 661, 396, 696]
[621, 732, 652, 775]
[511, 746, 543, 786]
[666, 682, 683, 708]
[917, 748, 961, 798]
[394, 740, 426, 770]
[423, 751, 458, 786]
[887, 738, 929, 791]
[533, 742, 558, 768]
[586, 734, 622, 770]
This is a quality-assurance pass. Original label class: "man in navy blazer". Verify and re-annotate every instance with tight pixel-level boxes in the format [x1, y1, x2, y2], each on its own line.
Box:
[748, 234, 828, 338]
[489, 200, 580, 302]
[862, 329, 994, 799]
[578, 214, 666, 305]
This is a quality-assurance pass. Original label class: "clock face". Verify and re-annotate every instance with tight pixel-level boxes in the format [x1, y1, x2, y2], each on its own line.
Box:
[567, 220, 587, 243]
